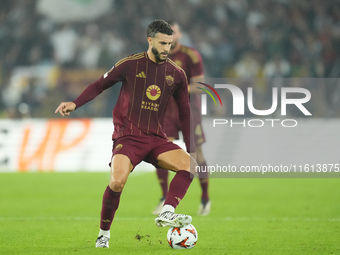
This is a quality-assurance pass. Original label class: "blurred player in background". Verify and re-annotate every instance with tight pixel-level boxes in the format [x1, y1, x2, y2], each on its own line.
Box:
[55, 20, 197, 248]
[152, 21, 211, 216]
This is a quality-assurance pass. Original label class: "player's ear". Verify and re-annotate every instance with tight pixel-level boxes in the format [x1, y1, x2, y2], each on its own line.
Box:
[147, 37, 153, 46]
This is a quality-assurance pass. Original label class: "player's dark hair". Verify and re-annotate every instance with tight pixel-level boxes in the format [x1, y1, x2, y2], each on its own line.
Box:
[147, 20, 173, 38]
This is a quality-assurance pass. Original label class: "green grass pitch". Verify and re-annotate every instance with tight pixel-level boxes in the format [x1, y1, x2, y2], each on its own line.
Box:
[0, 171, 339, 254]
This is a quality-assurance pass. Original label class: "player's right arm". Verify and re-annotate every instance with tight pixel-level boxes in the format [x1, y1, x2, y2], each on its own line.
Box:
[54, 61, 128, 116]
[55, 102, 76, 116]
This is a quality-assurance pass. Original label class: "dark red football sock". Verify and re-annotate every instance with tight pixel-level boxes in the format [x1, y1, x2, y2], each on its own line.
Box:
[156, 168, 169, 198]
[198, 161, 209, 201]
[100, 185, 121, 230]
[199, 179, 209, 201]
[164, 170, 193, 208]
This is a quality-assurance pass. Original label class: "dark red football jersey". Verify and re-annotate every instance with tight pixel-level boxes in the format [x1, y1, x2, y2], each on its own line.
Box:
[165, 45, 204, 125]
[73, 52, 194, 152]
[170, 45, 204, 80]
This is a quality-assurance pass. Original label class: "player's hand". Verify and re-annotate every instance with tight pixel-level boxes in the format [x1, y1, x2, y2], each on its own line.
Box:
[189, 152, 198, 177]
[55, 102, 76, 116]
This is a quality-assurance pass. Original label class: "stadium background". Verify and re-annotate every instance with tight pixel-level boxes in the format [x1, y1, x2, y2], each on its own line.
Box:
[1, 0, 340, 172]
[1, 0, 340, 119]
[0, 0, 339, 254]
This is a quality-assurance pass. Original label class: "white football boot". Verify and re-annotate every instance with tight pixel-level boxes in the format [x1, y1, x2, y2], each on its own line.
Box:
[95, 235, 110, 248]
[155, 211, 192, 228]
[197, 200, 211, 216]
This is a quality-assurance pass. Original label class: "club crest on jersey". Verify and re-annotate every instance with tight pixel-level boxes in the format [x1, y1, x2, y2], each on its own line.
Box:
[115, 144, 123, 151]
[146, 85, 161, 100]
[166, 75, 174, 86]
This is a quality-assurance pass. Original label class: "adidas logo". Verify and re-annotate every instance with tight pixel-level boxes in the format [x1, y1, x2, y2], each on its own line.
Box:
[136, 71, 146, 78]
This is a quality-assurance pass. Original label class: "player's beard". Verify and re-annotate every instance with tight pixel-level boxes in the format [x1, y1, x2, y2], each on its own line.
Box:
[152, 47, 167, 63]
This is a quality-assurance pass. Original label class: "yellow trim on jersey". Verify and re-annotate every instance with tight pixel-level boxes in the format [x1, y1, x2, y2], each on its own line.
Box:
[128, 62, 139, 121]
[180, 46, 199, 64]
[115, 53, 145, 67]
[167, 58, 188, 82]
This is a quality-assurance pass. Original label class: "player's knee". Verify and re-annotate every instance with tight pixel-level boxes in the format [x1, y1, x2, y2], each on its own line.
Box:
[109, 179, 126, 192]
[175, 156, 191, 171]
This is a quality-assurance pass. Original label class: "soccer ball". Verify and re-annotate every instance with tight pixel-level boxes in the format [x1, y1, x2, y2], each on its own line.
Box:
[167, 224, 198, 249]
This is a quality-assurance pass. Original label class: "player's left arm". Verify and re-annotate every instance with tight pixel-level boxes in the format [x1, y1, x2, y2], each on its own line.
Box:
[187, 49, 205, 94]
[173, 71, 195, 154]
[188, 74, 204, 94]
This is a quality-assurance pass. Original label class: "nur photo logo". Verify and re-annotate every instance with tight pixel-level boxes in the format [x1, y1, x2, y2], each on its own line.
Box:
[197, 82, 312, 128]
[197, 82, 222, 115]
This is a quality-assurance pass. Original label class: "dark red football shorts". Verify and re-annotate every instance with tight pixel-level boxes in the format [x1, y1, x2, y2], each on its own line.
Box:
[110, 134, 182, 169]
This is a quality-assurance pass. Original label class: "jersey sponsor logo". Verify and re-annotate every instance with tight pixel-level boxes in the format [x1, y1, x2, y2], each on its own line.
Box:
[141, 101, 159, 111]
[166, 75, 174, 86]
[115, 144, 123, 151]
[146, 85, 161, 100]
[136, 71, 146, 78]
[103, 66, 114, 78]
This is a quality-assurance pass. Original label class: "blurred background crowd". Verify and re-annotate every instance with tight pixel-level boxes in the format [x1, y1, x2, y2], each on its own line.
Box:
[0, 0, 340, 118]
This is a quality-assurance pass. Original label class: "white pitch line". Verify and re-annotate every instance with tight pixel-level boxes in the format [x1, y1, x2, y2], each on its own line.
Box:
[0, 216, 339, 221]
[223, 217, 340, 222]
[0, 216, 154, 221]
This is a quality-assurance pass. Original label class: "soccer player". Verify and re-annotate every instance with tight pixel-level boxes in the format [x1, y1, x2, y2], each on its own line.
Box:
[152, 22, 211, 216]
[55, 20, 196, 248]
